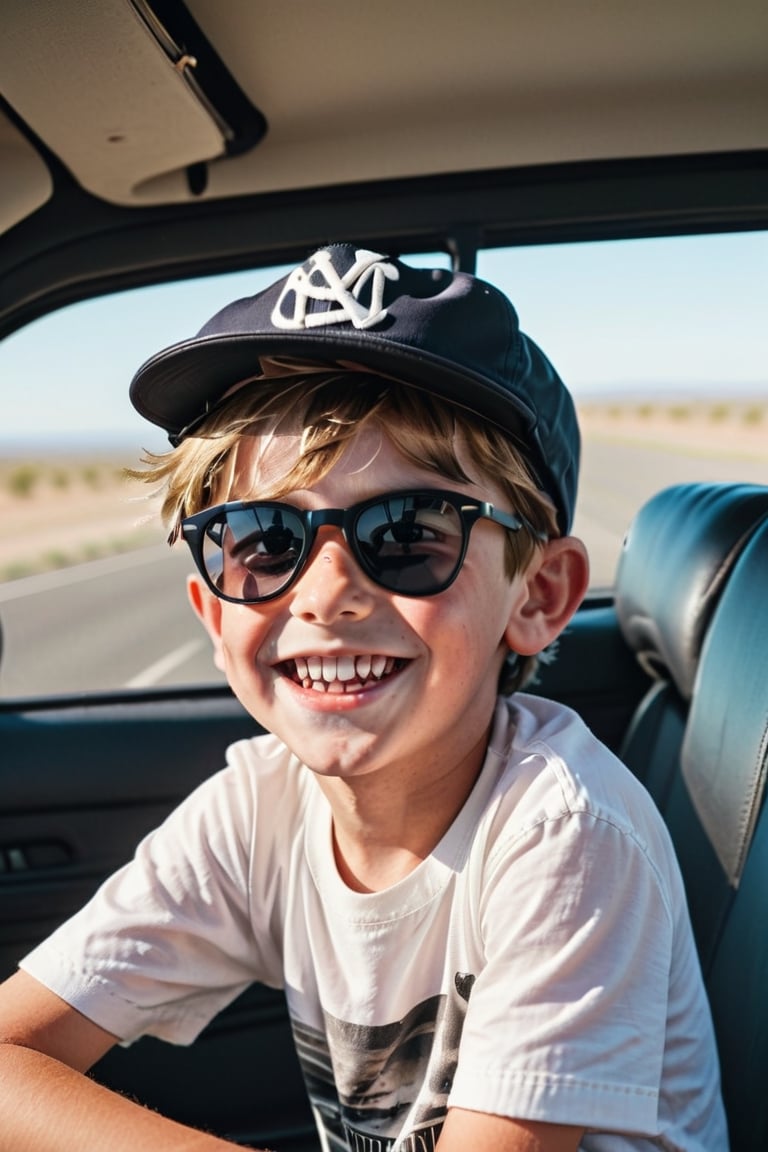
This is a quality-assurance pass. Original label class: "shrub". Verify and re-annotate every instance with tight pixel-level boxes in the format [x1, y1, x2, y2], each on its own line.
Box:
[50, 468, 71, 489]
[709, 404, 730, 423]
[6, 464, 40, 497]
[81, 465, 102, 488]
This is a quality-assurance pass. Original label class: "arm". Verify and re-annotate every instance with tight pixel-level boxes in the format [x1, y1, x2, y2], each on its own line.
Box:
[438, 1109, 583, 1151]
[0, 971, 262, 1152]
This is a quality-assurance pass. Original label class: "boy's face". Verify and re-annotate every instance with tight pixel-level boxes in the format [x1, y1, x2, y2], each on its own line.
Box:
[188, 424, 571, 787]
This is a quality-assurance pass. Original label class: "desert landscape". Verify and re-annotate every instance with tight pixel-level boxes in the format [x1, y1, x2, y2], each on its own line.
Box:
[578, 395, 768, 457]
[1, 397, 766, 584]
[0, 452, 162, 581]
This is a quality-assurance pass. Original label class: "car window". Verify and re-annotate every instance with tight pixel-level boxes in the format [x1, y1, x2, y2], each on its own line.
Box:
[1, 237, 766, 698]
[478, 232, 768, 589]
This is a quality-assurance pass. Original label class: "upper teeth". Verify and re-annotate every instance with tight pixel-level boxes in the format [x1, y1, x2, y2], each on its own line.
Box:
[291, 654, 394, 688]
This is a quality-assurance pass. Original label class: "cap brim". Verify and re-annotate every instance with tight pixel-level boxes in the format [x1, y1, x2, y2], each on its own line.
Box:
[129, 329, 538, 442]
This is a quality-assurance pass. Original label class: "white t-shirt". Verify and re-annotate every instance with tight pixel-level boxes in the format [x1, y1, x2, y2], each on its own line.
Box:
[21, 695, 727, 1151]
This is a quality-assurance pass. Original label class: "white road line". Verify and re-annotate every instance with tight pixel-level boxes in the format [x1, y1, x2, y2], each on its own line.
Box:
[0, 547, 171, 603]
[125, 639, 206, 688]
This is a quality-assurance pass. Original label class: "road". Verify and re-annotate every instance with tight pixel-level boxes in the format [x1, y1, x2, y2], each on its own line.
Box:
[1, 439, 767, 698]
[0, 546, 225, 698]
[575, 437, 768, 585]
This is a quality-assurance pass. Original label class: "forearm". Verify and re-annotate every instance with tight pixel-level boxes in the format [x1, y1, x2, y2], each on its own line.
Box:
[0, 1044, 265, 1152]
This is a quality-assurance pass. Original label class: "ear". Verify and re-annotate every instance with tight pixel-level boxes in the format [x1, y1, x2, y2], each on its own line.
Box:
[504, 536, 590, 656]
[186, 574, 226, 672]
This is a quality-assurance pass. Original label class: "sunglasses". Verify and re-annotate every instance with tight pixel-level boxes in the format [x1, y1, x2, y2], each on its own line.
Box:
[181, 488, 546, 604]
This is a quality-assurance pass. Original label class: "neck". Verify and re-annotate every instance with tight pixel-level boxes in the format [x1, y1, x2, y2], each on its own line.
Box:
[316, 730, 490, 893]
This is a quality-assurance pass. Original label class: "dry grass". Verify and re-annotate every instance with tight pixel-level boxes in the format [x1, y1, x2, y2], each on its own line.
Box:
[577, 397, 768, 459]
[0, 453, 162, 581]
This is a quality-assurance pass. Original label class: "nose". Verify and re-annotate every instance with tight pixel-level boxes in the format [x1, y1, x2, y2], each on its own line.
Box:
[288, 528, 375, 624]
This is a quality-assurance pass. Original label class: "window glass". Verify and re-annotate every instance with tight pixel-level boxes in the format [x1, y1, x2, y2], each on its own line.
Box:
[478, 233, 768, 587]
[0, 254, 454, 698]
[1, 238, 765, 698]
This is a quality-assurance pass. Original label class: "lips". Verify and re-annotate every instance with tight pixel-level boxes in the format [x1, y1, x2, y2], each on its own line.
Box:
[278, 654, 406, 693]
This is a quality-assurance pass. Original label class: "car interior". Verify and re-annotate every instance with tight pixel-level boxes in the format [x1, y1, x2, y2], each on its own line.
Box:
[1, 2, 767, 1149]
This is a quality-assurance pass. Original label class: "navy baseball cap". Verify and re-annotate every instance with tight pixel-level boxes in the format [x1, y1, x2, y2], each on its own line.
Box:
[130, 243, 580, 533]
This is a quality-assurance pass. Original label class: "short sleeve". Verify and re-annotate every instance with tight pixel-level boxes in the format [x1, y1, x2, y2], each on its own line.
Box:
[450, 806, 672, 1133]
[20, 739, 294, 1045]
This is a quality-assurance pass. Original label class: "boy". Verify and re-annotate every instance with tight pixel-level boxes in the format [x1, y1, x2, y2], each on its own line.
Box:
[0, 245, 725, 1150]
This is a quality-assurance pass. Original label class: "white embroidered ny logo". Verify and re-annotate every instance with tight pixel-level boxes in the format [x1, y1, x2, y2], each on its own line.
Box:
[271, 248, 399, 331]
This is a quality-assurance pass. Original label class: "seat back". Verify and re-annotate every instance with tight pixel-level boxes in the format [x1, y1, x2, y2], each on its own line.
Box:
[615, 483, 768, 809]
[617, 488, 768, 1149]
[679, 517, 768, 1151]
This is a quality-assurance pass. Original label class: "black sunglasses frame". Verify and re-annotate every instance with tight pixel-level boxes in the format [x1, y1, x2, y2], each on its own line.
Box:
[180, 488, 546, 605]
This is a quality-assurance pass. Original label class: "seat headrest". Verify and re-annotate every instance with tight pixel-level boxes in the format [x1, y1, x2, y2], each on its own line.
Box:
[615, 483, 768, 699]
[682, 517, 768, 886]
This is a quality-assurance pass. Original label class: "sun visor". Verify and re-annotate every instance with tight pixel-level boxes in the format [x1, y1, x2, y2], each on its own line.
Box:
[0, 0, 266, 207]
[0, 109, 53, 233]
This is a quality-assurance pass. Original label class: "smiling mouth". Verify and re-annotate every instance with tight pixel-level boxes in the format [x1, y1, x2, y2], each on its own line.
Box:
[278, 654, 407, 694]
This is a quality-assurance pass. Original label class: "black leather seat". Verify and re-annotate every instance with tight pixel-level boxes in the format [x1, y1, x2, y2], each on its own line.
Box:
[679, 515, 768, 1151]
[615, 482, 768, 816]
[614, 484, 768, 1151]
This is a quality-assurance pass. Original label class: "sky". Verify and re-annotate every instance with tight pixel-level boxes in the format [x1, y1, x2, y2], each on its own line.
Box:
[1, 230, 766, 450]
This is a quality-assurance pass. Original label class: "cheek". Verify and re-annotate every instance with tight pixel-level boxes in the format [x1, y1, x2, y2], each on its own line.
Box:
[399, 584, 508, 660]
[218, 604, 274, 662]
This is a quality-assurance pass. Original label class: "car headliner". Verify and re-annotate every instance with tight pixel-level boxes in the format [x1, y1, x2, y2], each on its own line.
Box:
[0, 0, 767, 335]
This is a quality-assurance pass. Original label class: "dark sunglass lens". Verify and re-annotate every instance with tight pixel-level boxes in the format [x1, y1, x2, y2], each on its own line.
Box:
[203, 506, 305, 601]
[355, 495, 464, 592]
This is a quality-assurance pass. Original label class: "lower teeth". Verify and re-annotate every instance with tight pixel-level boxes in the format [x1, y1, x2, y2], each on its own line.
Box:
[304, 678, 365, 693]
[295, 658, 399, 693]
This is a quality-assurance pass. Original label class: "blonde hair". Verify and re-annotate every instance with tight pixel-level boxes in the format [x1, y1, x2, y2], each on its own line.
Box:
[133, 370, 560, 689]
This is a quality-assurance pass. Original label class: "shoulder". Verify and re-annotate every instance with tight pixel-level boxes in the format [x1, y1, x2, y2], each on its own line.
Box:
[481, 694, 680, 889]
[158, 730, 312, 857]
[201, 729, 308, 805]
[467, 697, 683, 978]
[492, 693, 659, 820]
[499, 690, 617, 772]
[224, 729, 309, 797]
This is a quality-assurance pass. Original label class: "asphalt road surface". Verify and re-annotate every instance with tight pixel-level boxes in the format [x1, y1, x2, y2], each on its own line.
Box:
[0, 546, 223, 698]
[575, 437, 768, 585]
[2, 439, 767, 699]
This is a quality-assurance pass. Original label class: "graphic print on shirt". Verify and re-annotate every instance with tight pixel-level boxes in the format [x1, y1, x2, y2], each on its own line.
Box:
[291, 971, 475, 1152]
